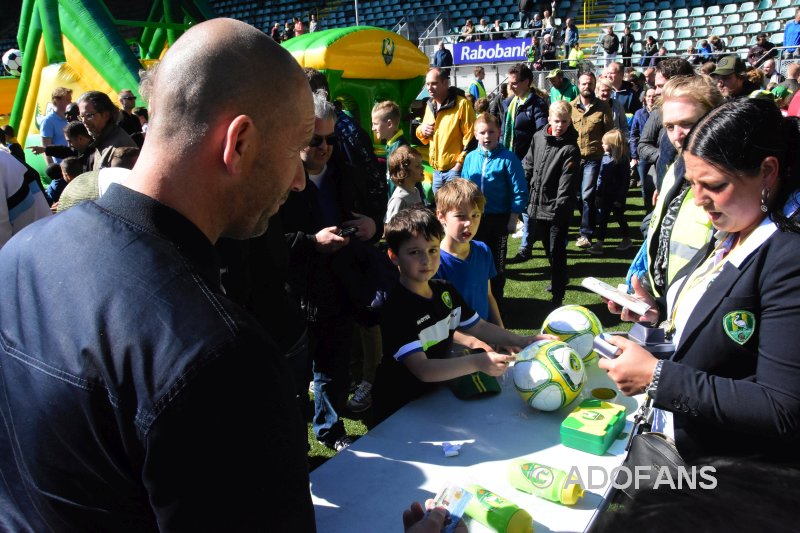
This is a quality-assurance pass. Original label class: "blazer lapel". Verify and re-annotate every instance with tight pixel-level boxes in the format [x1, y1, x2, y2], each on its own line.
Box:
[672, 260, 747, 360]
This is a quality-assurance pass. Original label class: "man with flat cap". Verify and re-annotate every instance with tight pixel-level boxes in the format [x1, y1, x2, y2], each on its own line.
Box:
[0, 18, 316, 532]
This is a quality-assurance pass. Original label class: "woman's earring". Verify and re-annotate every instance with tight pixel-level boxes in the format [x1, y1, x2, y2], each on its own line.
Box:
[761, 188, 770, 213]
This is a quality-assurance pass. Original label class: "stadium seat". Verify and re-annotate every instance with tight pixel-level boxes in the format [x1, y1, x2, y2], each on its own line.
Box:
[633, 30, 642, 40]
[724, 13, 741, 25]
[691, 16, 706, 28]
[712, 25, 727, 35]
[630, 21, 642, 30]
[614, 14, 627, 22]
[642, 20, 657, 30]
[775, 0, 791, 8]
[765, 20, 782, 32]
[642, 1, 656, 9]
[629, 3, 642, 11]
[689, 6, 704, 16]
[708, 15, 724, 26]
[780, 6, 796, 18]
[705, 5, 721, 15]
[761, 9, 778, 23]
[742, 1, 756, 11]
[613, 22, 625, 32]
[656, 1, 671, 9]
[757, 0, 774, 9]
[632, 42, 643, 52]
[730, 35, 748, 48]
[746, 21, 763, 33]
[660, 29, 675, 39]
[728, 24, 744, 35]
[743, 11, 759, 23]
[643, 10, 657, 20]
[659, 9, 673, 20]
[664, 40, 677, 51]
[659, 19, 674, 29]
[693, 27, 709, 38]
[675, 8, 689, 17]
[722, 3, 738, 14]
[677, 28, 692, 39]
[772, 32, 784, 44]
[672, 0, 687, 7]
[678, 39, 693, 51]
[629, 12, 643, 21]
[676, 18, 690, 28]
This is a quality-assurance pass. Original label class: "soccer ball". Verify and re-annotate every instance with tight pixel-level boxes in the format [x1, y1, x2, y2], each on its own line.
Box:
[513, 339, 587, 411]
[2, 49, 22, 77]
[541, 305, 604, 362]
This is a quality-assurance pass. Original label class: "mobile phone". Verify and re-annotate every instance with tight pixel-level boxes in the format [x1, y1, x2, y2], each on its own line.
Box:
[593, 333, 621, 359]
[337, 226, 358, 237]
[581, 277, 651, 317]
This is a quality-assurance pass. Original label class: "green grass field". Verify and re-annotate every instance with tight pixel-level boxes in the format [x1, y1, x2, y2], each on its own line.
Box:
[308, 186, 647, 467]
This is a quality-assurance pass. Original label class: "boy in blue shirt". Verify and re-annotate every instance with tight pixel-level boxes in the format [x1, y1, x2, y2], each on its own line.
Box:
[460, 112, 528, 307]
[371, 207, 543, 423]
[434, 178, 502, 326]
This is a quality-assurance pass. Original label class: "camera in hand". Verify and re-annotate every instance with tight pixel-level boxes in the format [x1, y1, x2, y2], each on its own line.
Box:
[337, 226, 358, 237]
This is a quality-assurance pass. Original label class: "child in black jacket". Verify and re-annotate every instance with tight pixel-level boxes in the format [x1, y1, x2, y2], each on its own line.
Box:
[590, 128, 631, 255]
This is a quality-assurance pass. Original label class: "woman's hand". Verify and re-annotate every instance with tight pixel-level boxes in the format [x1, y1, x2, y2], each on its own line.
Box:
[598, 336, 659, 396]
[606, 275, 660, 325]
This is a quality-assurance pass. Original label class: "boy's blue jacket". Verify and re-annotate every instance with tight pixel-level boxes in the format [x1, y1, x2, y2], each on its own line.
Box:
[462, 144, 528, 215]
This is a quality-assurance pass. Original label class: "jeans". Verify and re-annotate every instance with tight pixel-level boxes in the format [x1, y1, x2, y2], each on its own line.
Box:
[580, 158, 601, 238]
[310, 314, 354, 444]
[432, 167, 461, 197]
[520, 212, 533, 250]
[639, 160, 655, 213]
[603, 52, 617, 66]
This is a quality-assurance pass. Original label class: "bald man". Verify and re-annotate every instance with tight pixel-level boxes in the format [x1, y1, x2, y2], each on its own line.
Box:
[0, 19, 316, 532]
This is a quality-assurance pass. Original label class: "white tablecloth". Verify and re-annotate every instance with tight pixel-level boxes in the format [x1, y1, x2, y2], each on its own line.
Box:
[310, 362, 643, 533]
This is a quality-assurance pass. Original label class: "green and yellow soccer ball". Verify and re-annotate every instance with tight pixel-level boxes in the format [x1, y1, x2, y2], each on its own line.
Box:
[513, 339, 587, 411]
[541, 305, 604, 362]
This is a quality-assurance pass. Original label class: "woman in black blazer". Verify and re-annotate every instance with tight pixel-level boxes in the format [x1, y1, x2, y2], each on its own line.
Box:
[600, 98, 800, 462]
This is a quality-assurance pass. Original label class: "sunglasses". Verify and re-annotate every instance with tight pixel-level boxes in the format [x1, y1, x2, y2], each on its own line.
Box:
[79, 113, 96, 121]
[308, 133, 337, 148]
[121, 96, 136, 101]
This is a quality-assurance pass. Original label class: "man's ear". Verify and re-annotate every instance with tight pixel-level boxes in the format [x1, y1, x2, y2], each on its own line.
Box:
[222, 115, 256, 175]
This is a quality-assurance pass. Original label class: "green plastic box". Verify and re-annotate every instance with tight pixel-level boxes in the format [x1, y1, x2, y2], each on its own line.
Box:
[560, 399, 627, 455]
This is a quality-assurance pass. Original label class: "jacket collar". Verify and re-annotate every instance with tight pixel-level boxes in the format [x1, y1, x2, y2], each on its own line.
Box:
[428, 87, 462, 115]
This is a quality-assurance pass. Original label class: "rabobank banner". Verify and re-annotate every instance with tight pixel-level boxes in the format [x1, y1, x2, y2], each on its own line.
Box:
[453, 39, 528, 65]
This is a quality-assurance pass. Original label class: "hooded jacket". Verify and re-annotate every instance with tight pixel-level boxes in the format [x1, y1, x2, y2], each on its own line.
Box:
[522, 124, 581, 221]
[416, 87, 476, 171]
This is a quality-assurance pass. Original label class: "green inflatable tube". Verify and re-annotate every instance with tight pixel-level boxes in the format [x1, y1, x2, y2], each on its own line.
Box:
[17, 0, 35, 53]
[10, 7, 42, 132]
[38, 0, 66, 63]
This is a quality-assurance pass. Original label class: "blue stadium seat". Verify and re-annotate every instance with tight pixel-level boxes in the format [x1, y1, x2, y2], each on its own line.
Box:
[659, 19, 674, 29]
[614, 14, 627, 21]
[724, 13, 741, 25]
[613, 22, 625, 32]
[678, 39, 693, 50]
[643, 10, 657, 20]
[633, 30, 642, 40]
[629, 3, 642, 12]
[663, 40, 676, 51]
[728, 24, 744, 35]
[772, 32, 784, 44]
[757, 0, 773, 9]
[742, 1, 756, 11]
[762, 8, 778, 21]
[660, 29, 675, 39]
[689, 6, 704, 16]
[765, 20, 782, 32]
[780, 6, 796, 18]
[675, 8, 689, 17]
[708, 15, 723, 26]
[656, 1, 671, 10]
[677, 28, 692, 39]
[632, 42, 642, 52]
[742, 11, 758, 23]
[676, 18, 690, 28]
[729, 35, 748, 48]
[712, 25, 727, 35]
[722, 3, 738, 14]
[705, 5, 721, 15]
[642, 20, 657, 30]
[659, 9, 673, 20]
[693, 27, 709, 38]
[775, 0, 791, 8]
[629, 12, 642, 21]
[630, 21, 642, 30]
[691, 16, 706, 28]
[746, 21, 763, 33]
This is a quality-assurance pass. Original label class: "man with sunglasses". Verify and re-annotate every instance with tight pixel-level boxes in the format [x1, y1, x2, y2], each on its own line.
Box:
[280, 91, 384, 453]
[116, 89, 143, 136]
[77, 90, 137, 170]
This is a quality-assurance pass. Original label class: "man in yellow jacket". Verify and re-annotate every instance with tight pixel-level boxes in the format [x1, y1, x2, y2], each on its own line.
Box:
[416, 68, 476, 195]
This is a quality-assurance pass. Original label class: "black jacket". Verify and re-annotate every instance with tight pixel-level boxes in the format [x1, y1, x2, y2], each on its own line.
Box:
[621, 33, 635, 55]
[522, 125, 581, 222]
[656, 229, 800, 462]
[501, 91, 549, 160]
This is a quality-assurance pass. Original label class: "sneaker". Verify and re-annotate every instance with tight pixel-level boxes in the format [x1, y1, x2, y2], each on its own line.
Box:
[576, 236, 592, 248]
[616, 238, 633, 251]
[587, 240, 604, 255]
[507, 249, 531, 264]
[346, 381, 373, 413]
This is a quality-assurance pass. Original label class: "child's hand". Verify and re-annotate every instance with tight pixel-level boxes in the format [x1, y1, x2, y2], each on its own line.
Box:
[479, 352, 515, 376]
[518, 334, 557, 348]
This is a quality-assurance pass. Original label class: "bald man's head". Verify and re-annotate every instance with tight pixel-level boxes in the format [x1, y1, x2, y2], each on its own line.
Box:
[147, 18, 310, 157]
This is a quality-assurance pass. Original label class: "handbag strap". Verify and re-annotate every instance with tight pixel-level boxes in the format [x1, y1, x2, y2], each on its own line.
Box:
[625, 394, 653, 451]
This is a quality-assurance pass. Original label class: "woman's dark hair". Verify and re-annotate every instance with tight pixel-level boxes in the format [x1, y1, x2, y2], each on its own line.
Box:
[684, 97, 800, 233]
